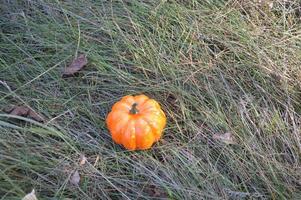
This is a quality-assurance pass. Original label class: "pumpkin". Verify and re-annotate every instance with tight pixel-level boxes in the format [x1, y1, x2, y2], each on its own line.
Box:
[106, 94, 166, 150]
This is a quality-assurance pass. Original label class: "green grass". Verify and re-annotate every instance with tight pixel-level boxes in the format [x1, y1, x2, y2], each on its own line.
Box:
[1, 0, 301, 199]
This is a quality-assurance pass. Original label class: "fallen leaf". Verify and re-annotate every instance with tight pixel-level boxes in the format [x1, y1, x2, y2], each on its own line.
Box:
[79, 154, 87, 166]
[70, 170, 80, 186]
[10, 106, 29, 116]
[4, 106, 44, 122]
[62, 54, 87, 77]
[213, 132, 237, 145]
[144, 185, 168, 198]
[22, 189, 38, 200]
[28, 109, 45, 122]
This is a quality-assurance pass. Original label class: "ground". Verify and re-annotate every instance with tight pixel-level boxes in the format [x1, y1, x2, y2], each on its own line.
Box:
[1, 0, 301, 199]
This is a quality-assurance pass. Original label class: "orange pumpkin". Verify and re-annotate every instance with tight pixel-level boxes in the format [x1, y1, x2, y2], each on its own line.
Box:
[106, 94, 166, 150]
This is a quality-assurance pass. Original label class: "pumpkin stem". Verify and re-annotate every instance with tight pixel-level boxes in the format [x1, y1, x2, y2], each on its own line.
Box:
[129, 103, 139, 114]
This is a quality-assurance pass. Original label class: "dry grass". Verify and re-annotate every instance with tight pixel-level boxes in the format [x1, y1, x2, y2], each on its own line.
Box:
[1, 0, 301, 199]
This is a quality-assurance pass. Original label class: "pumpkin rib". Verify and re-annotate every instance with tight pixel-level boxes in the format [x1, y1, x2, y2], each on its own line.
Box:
[122, 119, 136, 150]
[137, 98, 156, 110]
[142, 110, 165, 118]
[140, 116, 162, 141]
[138, 100, 161, 112]
[111, 116, 130, 144]
[121, 95, 135, 105]
[134, 95, 149, 106]
[135, 119, 146, 149]
[111, 102, 131, 112]
[135, 118, 154, 149]
[106, 111, 130, 144]
[106, 111, 128, 124]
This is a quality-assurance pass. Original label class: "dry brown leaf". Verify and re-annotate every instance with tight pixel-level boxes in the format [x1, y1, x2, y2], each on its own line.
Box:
[10, 106, 29, 116]
[62, 54, 87, 77]
[28, 109, 44, 122]
[70, 170, 80, 186]
[213, 132, 237, 145]
[22, 189, 38, 200]
[79, 154, 87, 166]
[144, 185, 168, 198]
[4, 106, 44, 122]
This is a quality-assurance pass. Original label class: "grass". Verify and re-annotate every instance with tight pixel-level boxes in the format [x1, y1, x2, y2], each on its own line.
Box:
[1, 0, 301, 199]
